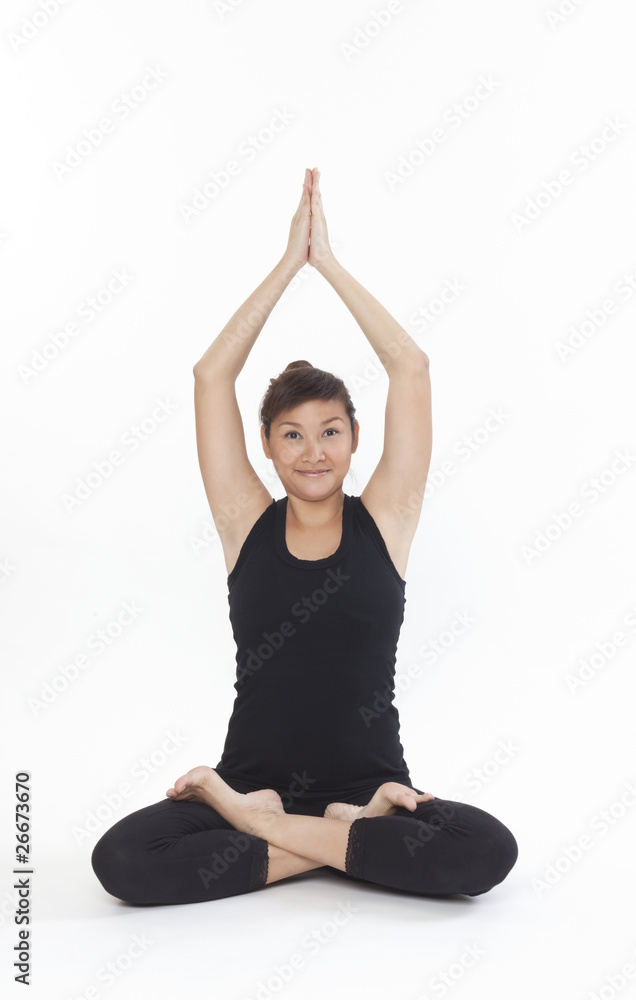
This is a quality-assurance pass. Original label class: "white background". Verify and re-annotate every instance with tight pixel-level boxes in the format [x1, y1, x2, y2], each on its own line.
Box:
[2, 0, 636, 997]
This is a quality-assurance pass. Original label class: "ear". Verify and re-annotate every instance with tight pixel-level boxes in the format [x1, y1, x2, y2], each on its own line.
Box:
[260, 424, 272, 459]
[351, 419, 360, 454]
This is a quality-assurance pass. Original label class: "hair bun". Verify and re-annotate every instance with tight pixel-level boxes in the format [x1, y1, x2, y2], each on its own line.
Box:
[283, 360, 313, 373]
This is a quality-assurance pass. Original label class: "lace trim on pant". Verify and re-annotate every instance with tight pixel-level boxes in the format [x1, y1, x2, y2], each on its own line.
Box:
[345, 818, 366, 879]
[249, 836, 269, 890]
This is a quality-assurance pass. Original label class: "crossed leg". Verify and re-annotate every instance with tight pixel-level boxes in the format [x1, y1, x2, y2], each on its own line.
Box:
[165, 766, 518, 897]
[91, 767, 518, 905]
[166, 766, 435, 885]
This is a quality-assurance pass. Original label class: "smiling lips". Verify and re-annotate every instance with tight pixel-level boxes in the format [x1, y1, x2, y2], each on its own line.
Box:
[297, 470, 329, 477]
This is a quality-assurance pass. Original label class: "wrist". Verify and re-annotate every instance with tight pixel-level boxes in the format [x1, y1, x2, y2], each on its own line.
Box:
[312, 252, 340, 279]
[278, 252, 306, 281]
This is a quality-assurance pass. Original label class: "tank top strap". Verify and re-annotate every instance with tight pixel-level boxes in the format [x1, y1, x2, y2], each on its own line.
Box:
[351, 497, 406, 588]
[227, 498, 276, 588]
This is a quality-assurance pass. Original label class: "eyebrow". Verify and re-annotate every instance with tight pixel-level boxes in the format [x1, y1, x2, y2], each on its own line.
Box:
[278, 417, 345, 428]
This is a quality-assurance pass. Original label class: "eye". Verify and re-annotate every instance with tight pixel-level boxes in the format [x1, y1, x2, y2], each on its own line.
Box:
[283, 428, 339, 439]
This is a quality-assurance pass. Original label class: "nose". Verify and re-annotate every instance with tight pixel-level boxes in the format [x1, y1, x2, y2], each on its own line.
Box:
[303, 438, 326, 463]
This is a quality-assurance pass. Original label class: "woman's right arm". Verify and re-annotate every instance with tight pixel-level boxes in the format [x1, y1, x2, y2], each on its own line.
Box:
[193, 169, 312, 573]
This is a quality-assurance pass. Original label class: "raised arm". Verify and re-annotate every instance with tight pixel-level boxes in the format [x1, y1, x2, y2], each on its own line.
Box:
[193, 169, 313, 573]
[307, 169, 432, 577]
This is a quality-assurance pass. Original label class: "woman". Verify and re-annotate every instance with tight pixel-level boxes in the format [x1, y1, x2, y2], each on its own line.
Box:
[92, 168, 518, 904]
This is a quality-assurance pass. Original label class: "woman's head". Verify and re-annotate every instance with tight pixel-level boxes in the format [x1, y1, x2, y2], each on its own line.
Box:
[259, 361, 356, 440]
[259, 361, 359, 495]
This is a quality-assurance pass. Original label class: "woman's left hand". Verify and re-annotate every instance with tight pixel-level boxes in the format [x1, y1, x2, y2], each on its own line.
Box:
[308, 168, 336, 271]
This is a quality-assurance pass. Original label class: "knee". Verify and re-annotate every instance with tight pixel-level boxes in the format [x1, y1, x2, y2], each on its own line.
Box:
[91, 819, 143, 904]
[465, 816, 518, 896]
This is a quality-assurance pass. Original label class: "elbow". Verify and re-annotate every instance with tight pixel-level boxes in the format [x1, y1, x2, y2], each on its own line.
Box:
[387, 345, 429, 380]
[193, 360, 213, 382]
[417, 347, 429, 366]
[411, 348, 430, 372]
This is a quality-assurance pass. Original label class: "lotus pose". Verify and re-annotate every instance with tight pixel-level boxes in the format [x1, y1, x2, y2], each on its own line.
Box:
[92, 168, 518, 904]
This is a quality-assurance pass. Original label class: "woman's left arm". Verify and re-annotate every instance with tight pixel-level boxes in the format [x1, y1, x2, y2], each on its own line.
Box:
[308, 170, 432, 554]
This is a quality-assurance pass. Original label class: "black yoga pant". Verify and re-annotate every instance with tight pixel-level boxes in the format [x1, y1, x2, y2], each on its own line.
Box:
[91, 784, 518, 906]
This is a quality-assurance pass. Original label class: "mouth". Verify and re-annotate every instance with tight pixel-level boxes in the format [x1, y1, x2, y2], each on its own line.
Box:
[296, 470, 329, 477]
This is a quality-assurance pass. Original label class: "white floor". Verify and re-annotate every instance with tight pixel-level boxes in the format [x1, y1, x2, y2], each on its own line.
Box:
[5, 839, 632, 1000]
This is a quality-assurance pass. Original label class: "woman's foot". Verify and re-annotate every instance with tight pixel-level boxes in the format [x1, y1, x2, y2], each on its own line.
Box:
[324, 782, 434, 820]
[166, 765, 283, 837]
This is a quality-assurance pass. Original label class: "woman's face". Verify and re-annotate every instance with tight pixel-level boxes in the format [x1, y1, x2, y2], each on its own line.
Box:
[261, 397, 359, 498]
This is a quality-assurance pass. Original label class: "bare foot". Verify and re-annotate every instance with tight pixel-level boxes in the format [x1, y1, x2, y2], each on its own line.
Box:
[166, 765, 284, 837]
[324, 782, 434, 820]
[323, 802, 364, 821]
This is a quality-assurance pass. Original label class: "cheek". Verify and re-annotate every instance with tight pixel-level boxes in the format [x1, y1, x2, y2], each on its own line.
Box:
[333, 436, 354, 457]
[274, 443, 297, 465]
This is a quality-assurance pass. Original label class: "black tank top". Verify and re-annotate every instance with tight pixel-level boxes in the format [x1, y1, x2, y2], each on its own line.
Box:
[215, 493, 412, 804]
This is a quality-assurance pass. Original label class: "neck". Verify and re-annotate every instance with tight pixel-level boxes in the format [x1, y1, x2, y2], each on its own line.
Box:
[285, 489, 345, 530]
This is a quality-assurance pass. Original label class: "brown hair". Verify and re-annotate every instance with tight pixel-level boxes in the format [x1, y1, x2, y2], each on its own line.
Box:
[260, 360, 356, 440]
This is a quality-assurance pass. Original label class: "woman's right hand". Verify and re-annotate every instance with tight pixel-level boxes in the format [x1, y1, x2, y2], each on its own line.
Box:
[281, 167, 312, 272]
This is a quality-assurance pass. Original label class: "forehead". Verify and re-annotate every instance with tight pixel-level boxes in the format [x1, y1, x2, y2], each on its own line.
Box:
[276, 398, 347, 425]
